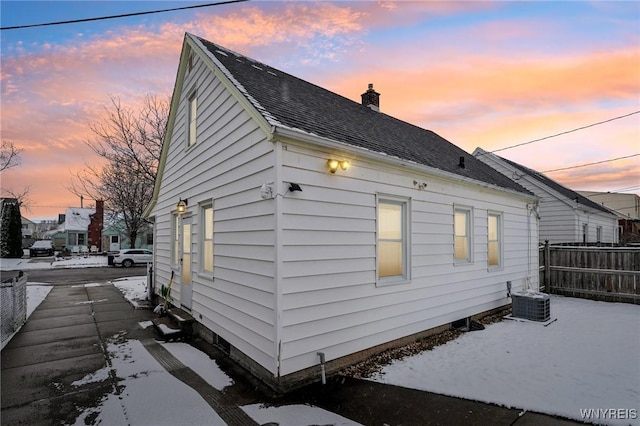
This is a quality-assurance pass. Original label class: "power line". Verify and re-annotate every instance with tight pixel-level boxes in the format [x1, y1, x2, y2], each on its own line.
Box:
[488, 111, 640, 154]
[1, 0, 249, 31]
[581, 186, 640, 195]
[542, 153, 640, 173]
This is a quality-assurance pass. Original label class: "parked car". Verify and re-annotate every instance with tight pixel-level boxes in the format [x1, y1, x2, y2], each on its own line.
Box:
[29, 240, 55, 257]
[112, 249, 153, 267]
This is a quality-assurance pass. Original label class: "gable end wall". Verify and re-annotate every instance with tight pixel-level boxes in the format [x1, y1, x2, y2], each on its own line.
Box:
[151, 49, 278, 374]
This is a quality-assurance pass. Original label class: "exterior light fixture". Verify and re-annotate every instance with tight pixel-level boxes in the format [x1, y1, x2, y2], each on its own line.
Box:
[289, 183, 302, 192]
[327, 159, 350, 173]
[176, 198, 188, 213]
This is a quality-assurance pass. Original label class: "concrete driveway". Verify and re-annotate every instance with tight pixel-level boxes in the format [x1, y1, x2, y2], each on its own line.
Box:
[2, 281, 585, 426]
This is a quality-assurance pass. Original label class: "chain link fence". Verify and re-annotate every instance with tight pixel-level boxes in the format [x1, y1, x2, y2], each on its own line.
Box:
[1, 271, 27, 345]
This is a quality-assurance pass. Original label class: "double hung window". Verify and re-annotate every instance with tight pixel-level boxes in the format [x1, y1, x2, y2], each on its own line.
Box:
[378, 196, 410, 284]
[488, 212, 502, 268]
[454, 207, 472, 263]
[202, 205, 214, 273]
[187, 91, 197, 147]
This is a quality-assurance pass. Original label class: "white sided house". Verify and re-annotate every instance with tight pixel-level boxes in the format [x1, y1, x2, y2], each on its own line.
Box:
[473, 148, 619, 245]
[146, 33, 540, 390]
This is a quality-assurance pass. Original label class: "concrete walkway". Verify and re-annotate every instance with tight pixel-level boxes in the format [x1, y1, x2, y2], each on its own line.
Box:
[0, 283, 256, 426]
[1, 282, 584, 425]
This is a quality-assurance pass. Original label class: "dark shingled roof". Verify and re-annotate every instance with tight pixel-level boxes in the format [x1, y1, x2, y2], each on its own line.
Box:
[196, 36, 531, 196]
[498, 156, 615, 215]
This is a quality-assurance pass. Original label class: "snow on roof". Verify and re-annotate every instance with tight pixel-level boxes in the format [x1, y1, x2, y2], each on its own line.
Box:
[63, 208, 95, 231]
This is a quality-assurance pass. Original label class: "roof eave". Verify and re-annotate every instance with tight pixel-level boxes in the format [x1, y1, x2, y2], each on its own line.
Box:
[274, 126, 537, 202]
[474, 148, 616, 218]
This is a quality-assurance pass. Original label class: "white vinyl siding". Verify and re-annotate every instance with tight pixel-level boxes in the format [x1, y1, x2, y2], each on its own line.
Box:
[278, 143, 538, 376]
[151, 51, 277, 373]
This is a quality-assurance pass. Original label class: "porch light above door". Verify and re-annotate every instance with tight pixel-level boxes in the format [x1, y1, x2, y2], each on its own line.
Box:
[176, 198, 188, 213]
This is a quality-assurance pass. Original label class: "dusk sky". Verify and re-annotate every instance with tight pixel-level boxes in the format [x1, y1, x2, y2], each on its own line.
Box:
[1, 1, 639, 221]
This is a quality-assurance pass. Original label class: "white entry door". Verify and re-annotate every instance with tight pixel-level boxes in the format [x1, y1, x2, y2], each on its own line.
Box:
[110, 235, 120, 252]
[180, 217, 193, 310]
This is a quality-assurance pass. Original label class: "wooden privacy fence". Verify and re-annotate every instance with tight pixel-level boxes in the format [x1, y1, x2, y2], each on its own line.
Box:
[539, 242, 640, 304]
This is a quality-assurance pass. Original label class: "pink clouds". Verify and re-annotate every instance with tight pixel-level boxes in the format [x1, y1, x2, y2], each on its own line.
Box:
[325, 46, 639, 117]
[1, 1, 638, 220]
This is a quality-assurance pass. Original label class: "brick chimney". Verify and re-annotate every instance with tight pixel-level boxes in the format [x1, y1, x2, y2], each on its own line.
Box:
[88, 200, 104, 251]
[361, 83, 380, 112]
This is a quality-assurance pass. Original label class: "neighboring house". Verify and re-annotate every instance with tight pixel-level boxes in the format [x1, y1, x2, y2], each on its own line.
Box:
[102, 222, 154, 252]
[145, 33, 540, 390]
[578, 191, 640, 243]
[50, 200, 105, 251]
[21, 217, 36, 239]
[473, 148, 619, 244]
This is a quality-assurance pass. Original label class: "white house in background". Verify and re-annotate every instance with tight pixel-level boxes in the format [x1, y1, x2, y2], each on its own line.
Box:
[145, 33, 540, 390]
[473, 148, 619, 244]
[21, 217, 36, 238]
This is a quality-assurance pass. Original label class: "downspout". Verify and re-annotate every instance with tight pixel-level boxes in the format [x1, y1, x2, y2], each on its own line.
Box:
[527, 203, 540, 291]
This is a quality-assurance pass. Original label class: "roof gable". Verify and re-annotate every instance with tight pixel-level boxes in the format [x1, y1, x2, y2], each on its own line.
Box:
[192, 34, 530, 196]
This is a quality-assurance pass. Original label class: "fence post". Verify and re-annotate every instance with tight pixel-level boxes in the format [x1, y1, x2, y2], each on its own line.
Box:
[544, 240, 550, 293]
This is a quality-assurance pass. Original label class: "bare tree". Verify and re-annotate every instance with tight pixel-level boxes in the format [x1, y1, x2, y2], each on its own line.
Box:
[0, 140, 23, 171]
[70, 94, 169, 248]
[1, 186, 32, 212]
[1, 140, 31, 211]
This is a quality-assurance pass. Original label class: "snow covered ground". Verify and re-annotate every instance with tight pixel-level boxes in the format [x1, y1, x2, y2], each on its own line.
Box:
[71, 336, 229, 426]
[0, 253, 108, 270]
[110, 277, 358, 426]
[371, 295, 640, 425]
[9, 264, 638, 425]
[65, 277, 362, 425]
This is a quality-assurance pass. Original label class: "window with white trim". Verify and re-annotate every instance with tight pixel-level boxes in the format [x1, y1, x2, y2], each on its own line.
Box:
[202, 204, 214, 273]
[454, 207, 473, 263]
[488, 212, 502, 268]
[582, 223, 588, 243]
[172, 214, 180, 266]
[596, 226, 602, 243]
[187, 91, 197, 147]
[377, 196, 410, 284]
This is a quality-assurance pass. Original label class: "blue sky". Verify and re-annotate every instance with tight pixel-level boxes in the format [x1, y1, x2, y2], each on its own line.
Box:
[1, 1, 638, 219]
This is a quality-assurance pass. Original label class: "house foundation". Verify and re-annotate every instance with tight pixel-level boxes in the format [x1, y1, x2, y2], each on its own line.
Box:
[191, 304, 510, 393]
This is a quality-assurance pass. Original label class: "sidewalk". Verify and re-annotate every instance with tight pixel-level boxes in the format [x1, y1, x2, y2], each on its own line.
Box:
[1, 282, 584, 425]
